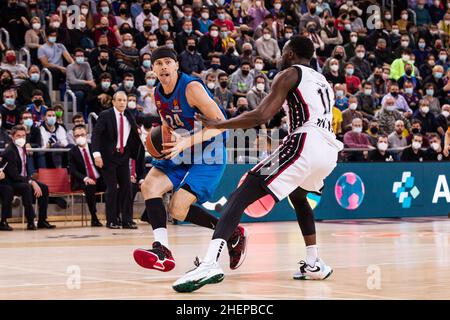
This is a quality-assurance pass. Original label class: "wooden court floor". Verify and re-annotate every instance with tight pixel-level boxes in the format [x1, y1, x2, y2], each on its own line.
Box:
[0, 216, 449, 300]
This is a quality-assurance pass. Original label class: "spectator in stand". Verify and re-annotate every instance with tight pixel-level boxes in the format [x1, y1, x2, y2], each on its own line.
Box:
[365, 119, 381, 146]
[230, 61, 254, 101]
[213, 6, 237, 37]
[94, 0, 118, 30]
[201, 55, 226, 84]
[407, 119, 430, 148]
[1, 0, 30, 48]
[422, 82, 441, 116]
[88, 73, 115, 115]
[134, 53, 153, 87]
[381, 82, 413, 116]
[401, 133, 427, 162]
[341, 96, 363, 133]
[115, 33, 140, 77]
[426, 134, 450, 161]
[356, 82, 378, 119]
[247, 75, 268, 111]
[324, 58, 345, 86]
[344, 62, 361, 95]
[17, 65, 51, 109]
[397, 63, 420, 90]
[139, 33, 159, 56]
[413, 99, 438, 134]
[40, 108, 69, 168]
[135, 19, 154, 50]
[198, 6, 213, 35]
[137, 71, 158, 115]
[117, 73, 141, 100]
[401, 80, 421, 113]
[221, 42, 241, 75]
[0, 90, 21, 132]
[214, 72, 234, 111]
[20, 110, 44, 174]
[436, 104, 450, 137]
[377, 96, 411, 135]
[334, 83, 348, 112]
[248, 0, 271, 31]
[388, 120, 408, 158]
[198, 24, 223, 63]
[67, 114, 87, 146]
[26, 90, 48, 125]
[179, 38, 205, 78]
[0, 50, 29, 87]
[390, 49, 414, 81]
[299, 1, 321, 32]
[343, 118, 374, 162]
[91, 50, 119, 88]
[420, 55, 437, 81]
[0, 70, 15, 104]
[93, 17, 121, 49]
[368, 135, 398, 162]
[0, 114, 12, 149]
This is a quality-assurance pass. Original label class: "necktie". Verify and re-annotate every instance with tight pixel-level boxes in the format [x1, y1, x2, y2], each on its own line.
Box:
[131, 159, 136, 177]
[83, 148, 96, 181]
[21, 148, 26, 177]
[119, 113, 124, 154]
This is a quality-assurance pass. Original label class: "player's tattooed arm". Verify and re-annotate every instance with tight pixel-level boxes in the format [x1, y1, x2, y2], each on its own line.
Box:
[195, 67, 298, 129]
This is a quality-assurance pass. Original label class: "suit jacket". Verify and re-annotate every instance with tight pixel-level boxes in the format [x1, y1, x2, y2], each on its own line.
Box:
[68, 143, 101, 191]
[91, 108, 145, 166]
[0, 143, 31, 184]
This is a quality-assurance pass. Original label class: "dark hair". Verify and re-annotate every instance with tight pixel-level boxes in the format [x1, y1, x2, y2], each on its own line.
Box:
[72, 114, 84, 123]
[31, 89, 44, 97]
[44, 107, 55, 115]
[286, 35, 315, 61]
[218, 72, 228, 79]
[73, 124, 87, 133]
[74, 47, 85, 55]
[99, 49, 109, 56]
[412, 119, 422, 126]
[255, 75, 265, 83]
[123, 72, 134, 79]
[21, 110, 32, 118]
[209, 24, 219, 31]
[99, 72, 112, 81]
[11, 125, 27, 136]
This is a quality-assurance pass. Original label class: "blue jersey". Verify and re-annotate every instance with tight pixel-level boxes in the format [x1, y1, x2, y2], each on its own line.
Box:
[154, 72, 227, 164]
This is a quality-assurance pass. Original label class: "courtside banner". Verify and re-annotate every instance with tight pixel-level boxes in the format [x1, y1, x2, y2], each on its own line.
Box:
[206, 163, 450, 221]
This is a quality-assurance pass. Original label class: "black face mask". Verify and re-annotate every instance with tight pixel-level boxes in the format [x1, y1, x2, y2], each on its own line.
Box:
[405, 69, 412, 76]
[144, 26, 152, 32]
[33, 99, 43, 106]
[1, 78, 12, 85]
[241, 69, 250, 76]
[391, 91, 398, 97]
[143, 8, 151, 15]
[309, 8, 316, 14]
[120, 8, 128, 15]
[99, 44, 108, 49]
[102, 27, 108, 33]
[327, 22, 334, 27]
[188, 45, 196, 52]
[227, 47, 235, 54]
[220, 81, 228, 88]
[244, 49, 252, 55]
[100, 58, 109, 65]
[411, 128, 420, 134]
[211, 63, 220, 70]
[334, 53, 343, 60]
[370, 127, 378, 134]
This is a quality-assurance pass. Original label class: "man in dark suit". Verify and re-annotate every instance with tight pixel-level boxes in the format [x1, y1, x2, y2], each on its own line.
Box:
[92, 91, 144, 229]
[68, 125, 104, 227]
[0, 169, 14, 231]
[0, 125, 55, 230]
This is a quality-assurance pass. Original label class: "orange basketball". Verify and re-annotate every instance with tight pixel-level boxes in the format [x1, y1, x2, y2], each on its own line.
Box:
[145, 125, 172, 159]
[238, 173, 275, 218]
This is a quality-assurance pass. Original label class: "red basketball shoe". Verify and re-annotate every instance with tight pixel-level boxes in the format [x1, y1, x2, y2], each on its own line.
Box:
[133, 242, 175, 272]
[227, 226, 248, 270]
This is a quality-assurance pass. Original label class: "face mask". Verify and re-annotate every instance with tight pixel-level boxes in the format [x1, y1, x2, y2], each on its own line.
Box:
[163, 13, 171, 20]
[274, 3, 281, 10]
[207, 82, 215, 90]
[76, 136, 87, 146]
[14, 138, 26, 148]
[370, 127, 378, 134]
[426, 89, 434, 96]
[405, 88, 413, 94]
[401, 14, 408, 20]
[51, 21, 61, 28]
[256, 83, 265, 91]
[101, 7, 109, 14]
[201, 12, 209, 20]
[386, 105, 395, 111]
[439, 55, 447, 62]
[211, 63, 220, 70]
[176, 0, 183, 5]
[5, 55, 16, 64]
[336, 90, 344, 97]
[334, 53, 343, 60]
[220, 81, 228, 88]
[235, 3, 241, 8]
[48, 36, 57, 43]
[33, 99, 42, 106]
[391, 91, 398, 97]
[412, 141, 422, 150]
[421, 106, 429, 114]
[418, 42, 426, 49]
[166, 43, 174, 49]
[345, 24, 351, 31]
[377, 142, 388, 151]
[442, 111, 450, 118]
[143, 60, 151, 68]
[32, 23, 41, 30]
[81, 8, 89, 15]
[350, 36, 358, 43]
[411, 128, 420, 134]
[346, 68, 354, 76]
[364, 89, 372, 96]
[349, 103, 357, 110]
[244, 49, 252, 55]
[76, 57, 85, 64]
[402, 54, 410, 61]
[434, 72, 443, 79]
[431, 142, 441, 151]
[353, 127, 362, 133]
[221, 31, 228, 38]
[128, 101, 136, 109]
[218, 13, 225, 20]
[101, 81, 111, 90]
[285, 33, 293, 39]
[210, 30, 219, 37]
[242, 69, 250, 76]
[55, 111, 63, 118]
[30, 73, 40, 82]
[255, 1, 262, 7]
[60, 5, 68, 12]
[356, 51, 365, 59]
[184, 28, 193, 34]
[308, 27, 316, 33]
[149, 41, 158, 48]
[188, 45, 196, 52]
[5, 98, 15, 106]
[147, 79, 156, 87]
[330, 64, 339, 72]
[46, 116, 56, 126]
[160, 24, 169, 32]
[79, 21, 87, 29]
[382, 73, 389, 80]
[125, 80, 134, 88]
[24, 119, 33, 127]
[254, 63, 264, 71]
[144, 25, 152, 32]
[385, 15, 392, 20]
[124, 40, 132, 48]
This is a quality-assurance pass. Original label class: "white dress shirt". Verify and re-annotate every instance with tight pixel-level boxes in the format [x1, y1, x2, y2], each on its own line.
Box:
[113, 107, 131, 150]
[16, 145, 27, 177]
[78, 144, 100, 181]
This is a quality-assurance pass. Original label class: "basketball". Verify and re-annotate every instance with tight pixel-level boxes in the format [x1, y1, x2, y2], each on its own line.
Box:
[238, 173, 275, 218]
[145, 125, 172, 159]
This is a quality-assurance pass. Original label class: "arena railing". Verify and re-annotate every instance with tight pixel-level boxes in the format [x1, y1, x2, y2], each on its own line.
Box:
[64, 90, 77, 124]
[41, 68, 53, 98]
[18, 47, 31, 68]
[0, 28, 10, 49]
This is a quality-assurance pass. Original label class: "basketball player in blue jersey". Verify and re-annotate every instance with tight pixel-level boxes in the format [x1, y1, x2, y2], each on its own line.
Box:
[173, 36, 344, 292]
[133, 46, 247, 273]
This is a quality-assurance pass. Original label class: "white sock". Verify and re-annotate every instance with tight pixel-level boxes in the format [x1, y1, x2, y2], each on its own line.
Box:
[153, 228, 169, 248]
[306, 245, 318, 267]
[203, 238, 226, 264]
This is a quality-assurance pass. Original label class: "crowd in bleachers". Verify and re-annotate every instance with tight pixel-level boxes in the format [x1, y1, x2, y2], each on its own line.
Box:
[0, 0, 448, 165]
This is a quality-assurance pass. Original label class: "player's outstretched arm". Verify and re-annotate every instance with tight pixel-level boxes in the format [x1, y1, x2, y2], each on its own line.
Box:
[195, 67, 299, 129]
[161, 81, 226, 159]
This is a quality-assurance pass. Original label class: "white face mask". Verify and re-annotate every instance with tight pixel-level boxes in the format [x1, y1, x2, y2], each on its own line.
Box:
[349, 103, 357, 110]
[210, 30, 219, 38]
[431, 142, 441, 151]
[254, 63, 263, 71]
[128, 101, 137, 109]
[353, 127, 362, 133]
[256, 83, 265, 91]
[207, 82, 215, 90]
[330, 64, 339, 72]
[386, 104, 396, 111]
[76, 136, 87, 146]
[350, 36, 358, 43]
[412, 141, 422, 150]
[285, 32, 293, 39]
[442, 110, 450, 118]
[149, 40, 158, 48]
[201, 12, 209, 20]
[356, 52, 365, 59]
[124, 40, 133, 47]
[263, 34, 271, 40]
[274, 3, 281, 10]
[51, 21, 61, 28]
[421, 106, 430, 114]
[336, 90, 344, 97]
[377, 142, 388, 151]
[32, 23, 41, 30]
[81, 8, 89, 15]
[14, 138, 26, 148]
[402, 54, 410, 61]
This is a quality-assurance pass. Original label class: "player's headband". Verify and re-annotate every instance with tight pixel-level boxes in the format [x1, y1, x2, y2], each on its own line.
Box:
[151, 46, 178, 64]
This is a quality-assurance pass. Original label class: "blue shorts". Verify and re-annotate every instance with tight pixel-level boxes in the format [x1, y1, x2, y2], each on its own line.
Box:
[151, 159, 226, 204]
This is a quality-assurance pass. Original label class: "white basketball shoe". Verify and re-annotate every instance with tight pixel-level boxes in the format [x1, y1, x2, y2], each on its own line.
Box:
[293, 258, 333, 280]
[173, 257, 224, 293]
